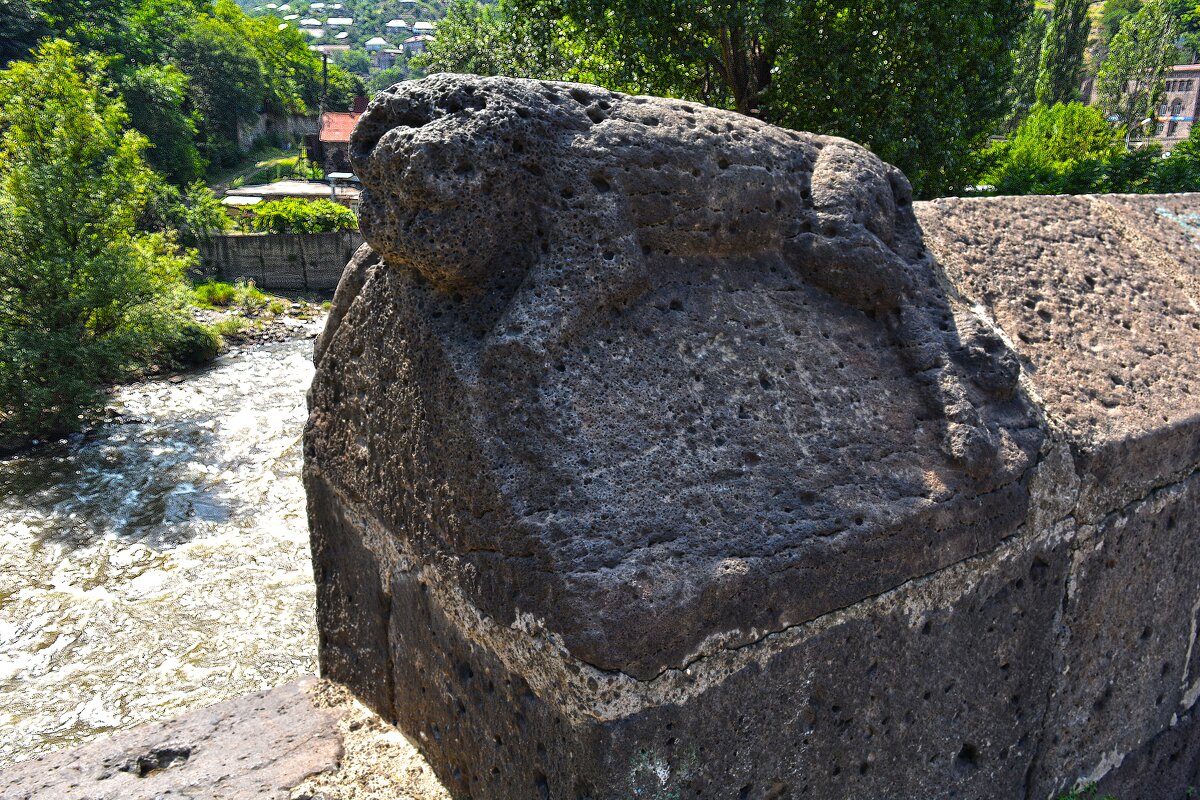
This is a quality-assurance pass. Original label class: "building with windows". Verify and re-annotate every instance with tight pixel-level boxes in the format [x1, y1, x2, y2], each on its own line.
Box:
[1153, 65, 1200, 148]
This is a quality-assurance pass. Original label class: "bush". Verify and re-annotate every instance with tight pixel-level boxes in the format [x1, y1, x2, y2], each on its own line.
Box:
[193, 280, 238, 307]
[975, 102, 1200, 195]
[156, 320, 222, 368]
[211, 315, 249, 338]
[192, 279, 269, 311]
[251, 198, 358, 234]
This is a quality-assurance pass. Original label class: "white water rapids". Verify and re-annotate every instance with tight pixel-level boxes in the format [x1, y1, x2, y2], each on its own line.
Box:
[0, 332, 324, 766]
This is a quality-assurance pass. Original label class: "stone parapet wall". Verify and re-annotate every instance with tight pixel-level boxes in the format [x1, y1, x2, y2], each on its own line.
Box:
[302, 79, 1200, 800]
[196, 232, 363, 292]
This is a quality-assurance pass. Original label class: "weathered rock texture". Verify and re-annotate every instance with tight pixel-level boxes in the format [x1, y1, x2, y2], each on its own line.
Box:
[305, 74, 1200, 799]
[0, 678, 343, 800]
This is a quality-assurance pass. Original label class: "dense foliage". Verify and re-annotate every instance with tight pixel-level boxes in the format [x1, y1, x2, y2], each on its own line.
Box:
[3, 0, 364, 179]
[1098, 0, 1178, 132]
[0, 42, 195, 439]
[976, 101, 1200, 194]
[1035, 0, 1090, 105]
[250, 198, 358, 233]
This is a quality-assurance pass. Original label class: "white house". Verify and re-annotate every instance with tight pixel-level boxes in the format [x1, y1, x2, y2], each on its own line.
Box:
[365, 36, 390, 51]
[412, 20, 434, 33]
[385, 18, 409, 30]
[300, 17, 321, 26]
[326, 16, 352, 25]
[335, 30, 349, 39]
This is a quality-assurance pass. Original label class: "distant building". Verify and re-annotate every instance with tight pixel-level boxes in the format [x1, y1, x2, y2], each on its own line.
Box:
[326, 16, 352, 26]
[365, 36, 389, 51]
[299, 17, 320, 25]
[310, 97, 368, 173]
[371, 48, 405, 69]
[1151, 64, 1200, 149]
[310, 43, 350, 55]
[412, 20, 434, 34]
[403, 34, 434, 55]
[385, 18, 410, 30]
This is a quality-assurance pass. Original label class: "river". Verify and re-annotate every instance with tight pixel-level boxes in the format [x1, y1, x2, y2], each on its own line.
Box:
[0, 331, 323, 766]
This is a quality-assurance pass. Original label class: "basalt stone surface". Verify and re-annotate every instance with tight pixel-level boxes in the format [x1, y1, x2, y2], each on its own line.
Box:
[306, 74, 1200, 800]
[915, 194, 1200, 521]
[0, 678, 343, 800]
[308, 73, 1041, 682]
[1029, 473, 1200, 796]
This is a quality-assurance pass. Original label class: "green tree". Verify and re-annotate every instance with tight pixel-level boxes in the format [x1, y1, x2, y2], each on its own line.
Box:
[0, 40, 192, 439]
[1036, 0, 1092, 106]
[0, 0, 40, 65]
[1098, 0, 1177, 133]
[368, 63, 412, 93]
[118, 64, 204, 185]
[1006, 8, 1050, 130]
[979, 102, 1120, 193]
[1101, 0, 1143, 42]
[174, 14, 267, 168]
[421, 0, 572, 80]
[325, 63, 365, 111]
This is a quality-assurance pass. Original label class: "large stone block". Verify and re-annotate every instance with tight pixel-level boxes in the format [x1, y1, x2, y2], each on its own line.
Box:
[306, 74, 1200, 799]
[915, 195, 1200, 521]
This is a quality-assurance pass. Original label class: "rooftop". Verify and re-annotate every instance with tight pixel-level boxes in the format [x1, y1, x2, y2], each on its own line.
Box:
[225, 179, 360, 201]
[319, 111, 362, 143]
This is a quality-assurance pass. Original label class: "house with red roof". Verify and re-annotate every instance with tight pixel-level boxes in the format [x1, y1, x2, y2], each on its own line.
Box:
[311, 96, 368, 172]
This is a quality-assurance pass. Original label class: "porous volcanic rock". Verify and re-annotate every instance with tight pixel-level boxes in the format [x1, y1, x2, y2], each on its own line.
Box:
[304, 74, 1049, 798]
[0, 678, 343, 800]
[309, 72, 1041, 676]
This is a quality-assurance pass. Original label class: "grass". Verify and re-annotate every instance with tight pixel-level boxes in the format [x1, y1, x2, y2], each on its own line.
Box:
[210, 315, 249, 338]
[192, 280, 270, 312]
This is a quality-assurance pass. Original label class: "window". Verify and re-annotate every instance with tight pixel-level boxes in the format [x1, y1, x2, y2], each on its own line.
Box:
[1171, 98, 1184, 116]
[1157, 122, 1166, 135]
[1169, 120, 1179, 136]
[1167, 80, 1175, 91]
[1189, 80, 1195, 90]
[1161, 102, 1170, 115]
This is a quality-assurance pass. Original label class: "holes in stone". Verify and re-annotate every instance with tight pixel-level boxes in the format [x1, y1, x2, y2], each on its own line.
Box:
[454, 162, 474, 177]
[759, 373, 773, 390]
[561, 187, 575, 200]
[515, 106, 530, 118]
[669, 298, 683, 311]
[603, 250, 616, 261]
[718, 157, 731, 170]
[586, 107, 606, 124]
[1141, 625, 1153, 641]
[956, 742, 979, 772]
[591, 175, 611, 193]
[738, 785, 753, 800]
[535, 773, 551, 800]
[122, 747, 192, 777]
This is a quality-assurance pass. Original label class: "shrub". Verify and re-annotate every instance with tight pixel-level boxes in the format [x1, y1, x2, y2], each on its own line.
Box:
[156, 320, 222, 368]
[268, 299, 286, 315]
[251, 198, 358, 234]
[193, 280, 239, 307]
[211, 315, 249, 338]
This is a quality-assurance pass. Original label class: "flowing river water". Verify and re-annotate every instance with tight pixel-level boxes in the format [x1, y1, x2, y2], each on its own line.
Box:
[0, 329, 325, 767]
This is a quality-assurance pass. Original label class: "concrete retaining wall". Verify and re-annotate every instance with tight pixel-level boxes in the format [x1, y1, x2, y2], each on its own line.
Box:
[196, 232, 363, 292]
